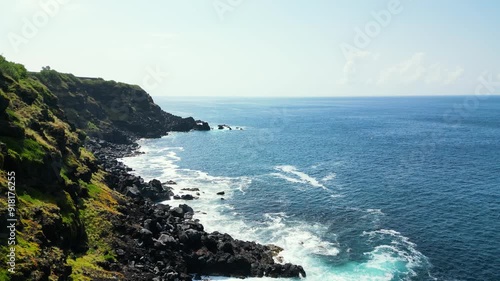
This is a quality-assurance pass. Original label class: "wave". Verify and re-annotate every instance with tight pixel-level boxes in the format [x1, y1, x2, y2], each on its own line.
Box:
[366, 209, 385, 216]
[322, 172, 337, 182]
[272, 165, 328, 190]
[362, 229, 433, 280]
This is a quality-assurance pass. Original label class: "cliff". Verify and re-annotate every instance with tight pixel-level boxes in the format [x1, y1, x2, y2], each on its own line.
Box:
[32, 69, 209, 143]
[0, 56, 121, 280]
[0, 57, 305, 280]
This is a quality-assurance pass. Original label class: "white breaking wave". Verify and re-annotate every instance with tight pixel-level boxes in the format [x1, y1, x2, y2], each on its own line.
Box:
[362, 229, 433, 280]
[272, 165, 327, 190]
[322, 172, 337, 182]
[366, 209, 385, 216]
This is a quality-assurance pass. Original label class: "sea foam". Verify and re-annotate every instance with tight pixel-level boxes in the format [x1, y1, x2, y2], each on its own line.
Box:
[272, 165, 327, 189]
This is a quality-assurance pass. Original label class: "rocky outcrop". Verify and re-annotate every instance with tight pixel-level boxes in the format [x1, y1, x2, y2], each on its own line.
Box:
[194, 121, 210, 131]
[218, 124, 232, 130]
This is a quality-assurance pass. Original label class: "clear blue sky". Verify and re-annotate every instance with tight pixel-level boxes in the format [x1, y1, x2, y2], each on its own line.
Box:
[1, 0, 499, 97]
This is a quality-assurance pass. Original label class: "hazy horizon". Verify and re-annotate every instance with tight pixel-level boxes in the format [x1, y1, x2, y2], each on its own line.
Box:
[2, 0, 500, 97]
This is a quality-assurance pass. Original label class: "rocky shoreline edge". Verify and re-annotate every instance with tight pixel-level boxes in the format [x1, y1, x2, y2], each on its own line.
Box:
[86, 138, 307, 281]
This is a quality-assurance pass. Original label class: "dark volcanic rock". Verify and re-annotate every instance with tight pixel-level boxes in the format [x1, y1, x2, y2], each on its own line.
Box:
[194, 121, 210, 131]
[149, 179, 163, 191]
[180, 194, 195, 200]
[113, 199, 306, 280]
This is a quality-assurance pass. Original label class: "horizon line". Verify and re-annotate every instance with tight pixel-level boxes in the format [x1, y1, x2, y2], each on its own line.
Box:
[152, 94, 500, 99]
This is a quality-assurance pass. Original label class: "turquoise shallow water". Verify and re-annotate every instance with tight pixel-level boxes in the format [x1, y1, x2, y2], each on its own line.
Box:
[121, 96, 500, 281]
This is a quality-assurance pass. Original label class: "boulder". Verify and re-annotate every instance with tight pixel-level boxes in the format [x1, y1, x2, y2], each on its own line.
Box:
[170, 207, 184, 218]
[149, 179, 163, 191]
[180, 194, 195, 200]
[125, 185, 141, 198]
[157, 234, 176, 246]
[179, 204, 194, 214]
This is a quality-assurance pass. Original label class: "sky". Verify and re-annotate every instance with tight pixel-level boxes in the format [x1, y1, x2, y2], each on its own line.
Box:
[1, 0, 500, 97]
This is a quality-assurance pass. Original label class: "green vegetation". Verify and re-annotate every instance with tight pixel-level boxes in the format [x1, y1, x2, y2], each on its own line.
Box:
[0, 137, 45, 163]
[86, 121, 98, 131]
[0, 55, 27, 81]
[0, 56, 127, 280]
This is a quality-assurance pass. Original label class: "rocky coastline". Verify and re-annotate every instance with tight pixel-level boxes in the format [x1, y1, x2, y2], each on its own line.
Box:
[86, 138, 307, 280]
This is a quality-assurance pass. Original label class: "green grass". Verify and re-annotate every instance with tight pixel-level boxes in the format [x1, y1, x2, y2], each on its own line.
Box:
[60, 167, 75, 185]
[17, 236, 41, 257]
[79, 180, 100, 197]
[18, 187, 58, 206]
[18, 187, 76, 220]
[0, 137, 45, 163]
[0, 56, 128, 280]
[0, 55, 27, 81]
[86, 121, 98, 131]
[67, 252, 122, 281]
[5, 108, 21, 124]
[0, 269, 9, 281]
[0, 241, 11, 281]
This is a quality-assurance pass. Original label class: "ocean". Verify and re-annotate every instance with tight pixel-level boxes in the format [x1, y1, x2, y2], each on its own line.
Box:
[120, 96, 500, 281]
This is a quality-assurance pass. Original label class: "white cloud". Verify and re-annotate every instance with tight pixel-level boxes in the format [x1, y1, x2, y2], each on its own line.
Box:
[377, 52, 464, 86]
[443, 66, 464, 85]
[339, 50, 379, 84]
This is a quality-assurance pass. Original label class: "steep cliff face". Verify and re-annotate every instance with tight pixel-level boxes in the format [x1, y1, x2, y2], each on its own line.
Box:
[0, 57, 127, 280]
[32, 70, 209, 144]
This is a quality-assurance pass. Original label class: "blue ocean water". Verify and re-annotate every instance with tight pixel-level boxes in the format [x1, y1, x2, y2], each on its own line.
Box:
[121, 96, 500, 281]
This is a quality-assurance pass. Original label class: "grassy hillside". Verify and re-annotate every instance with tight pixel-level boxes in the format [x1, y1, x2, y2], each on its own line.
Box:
[0, 56, 127, 280]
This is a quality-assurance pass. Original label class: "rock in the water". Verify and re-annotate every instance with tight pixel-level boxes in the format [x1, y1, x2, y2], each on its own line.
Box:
[149, 179, 163, 191]
[180, 194, 195, 200]
[194, 121, 210, 131]
[179, 204, 194, 214]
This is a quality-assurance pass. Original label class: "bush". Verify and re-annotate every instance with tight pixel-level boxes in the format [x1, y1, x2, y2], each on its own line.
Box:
[0, 55, 27, 81]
